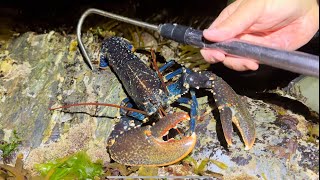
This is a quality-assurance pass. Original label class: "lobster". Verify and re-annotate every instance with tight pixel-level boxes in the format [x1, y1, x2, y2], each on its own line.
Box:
[69, 35, 256, 166]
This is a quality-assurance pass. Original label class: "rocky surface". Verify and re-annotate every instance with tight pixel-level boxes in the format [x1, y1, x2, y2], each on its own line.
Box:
[0, 31, 125, 173]
[192, 98, 319, 179]
[0, 31, 318, 179]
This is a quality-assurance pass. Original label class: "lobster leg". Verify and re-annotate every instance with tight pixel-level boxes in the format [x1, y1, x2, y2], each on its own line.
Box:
[161, 65, 199, 133]
[158, 62, 199, 133]
[159, 60, 176, 73]
[186, 71, 256, 150]
[120, 97, 146, 121]
[108, 112, 196, 166]
[175, 91, 198, 132]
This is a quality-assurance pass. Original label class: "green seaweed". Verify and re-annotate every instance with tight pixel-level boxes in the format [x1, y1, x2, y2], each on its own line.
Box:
[138, 166, 158, 180]
[178, 45, 210, 70]
[35, 151, 103, 180]
[89, 21, 149, 50]
[183, 156, 226, 177]
[307, 124, 319, 143]
[0, 130, 21, 160]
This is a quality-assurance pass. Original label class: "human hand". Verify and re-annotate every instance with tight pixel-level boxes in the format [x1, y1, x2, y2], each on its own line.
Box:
[201, 0, 319, 71]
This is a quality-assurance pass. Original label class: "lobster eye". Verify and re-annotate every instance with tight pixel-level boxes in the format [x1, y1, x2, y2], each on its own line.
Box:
[121, 38, 134, 51]
[127, 44, 134, 51]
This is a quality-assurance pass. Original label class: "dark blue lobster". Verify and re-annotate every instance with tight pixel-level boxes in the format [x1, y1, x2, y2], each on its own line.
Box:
[78, 36, 256, 166]
[72, 9, 256, 166]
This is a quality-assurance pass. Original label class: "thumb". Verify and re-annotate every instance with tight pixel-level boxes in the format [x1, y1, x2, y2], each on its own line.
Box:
[204, 0, 264, 42]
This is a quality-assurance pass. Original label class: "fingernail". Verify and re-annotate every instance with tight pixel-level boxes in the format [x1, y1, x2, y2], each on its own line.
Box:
[203, 28, 228, 41]
[203, 29, 216, 36]
[214, 52, 225, 61]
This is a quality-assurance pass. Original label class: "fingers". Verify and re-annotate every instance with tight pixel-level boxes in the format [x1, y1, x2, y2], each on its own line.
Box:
[222, 56, 259, 71]
[201, 48, 259, 71]
[204, 0, 265, 42]
[201, 0, 264, 71]
[208, 0, 244, 28]
[200, 49, 225, 63]
[201, 0, 318, 72]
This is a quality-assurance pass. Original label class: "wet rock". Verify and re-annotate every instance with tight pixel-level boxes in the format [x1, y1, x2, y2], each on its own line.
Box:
[0, 31, 318, 179]
[0, 31, 125, 171]
[284, 75, 319, 113]
[192, 98, 319, 179]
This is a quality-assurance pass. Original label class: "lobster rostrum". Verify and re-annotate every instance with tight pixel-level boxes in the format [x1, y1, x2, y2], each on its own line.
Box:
[75, 35, 256, 166]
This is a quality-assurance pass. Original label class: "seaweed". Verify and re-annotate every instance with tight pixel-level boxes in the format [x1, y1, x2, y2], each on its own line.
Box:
[0, 154, 30, 180]
[0, 130, 21, 161]
[307, 124, 319, 143]
[183, 156, 225, 177]
[89, 20, 146, 49]
[138, 166, 158, 179]
[35, 151, 103, 180]
[177, 45, 210, 70]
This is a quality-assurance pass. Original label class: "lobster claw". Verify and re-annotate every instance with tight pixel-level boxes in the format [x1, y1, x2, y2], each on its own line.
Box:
[186, 71, 256, 150]
[108, 112, 196, 166]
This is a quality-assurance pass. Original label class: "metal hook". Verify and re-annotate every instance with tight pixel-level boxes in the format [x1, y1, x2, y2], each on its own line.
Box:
[77, 8, 158, 70]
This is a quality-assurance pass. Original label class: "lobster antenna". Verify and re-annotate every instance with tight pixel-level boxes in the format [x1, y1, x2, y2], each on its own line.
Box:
[49, 102, 148, 115]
